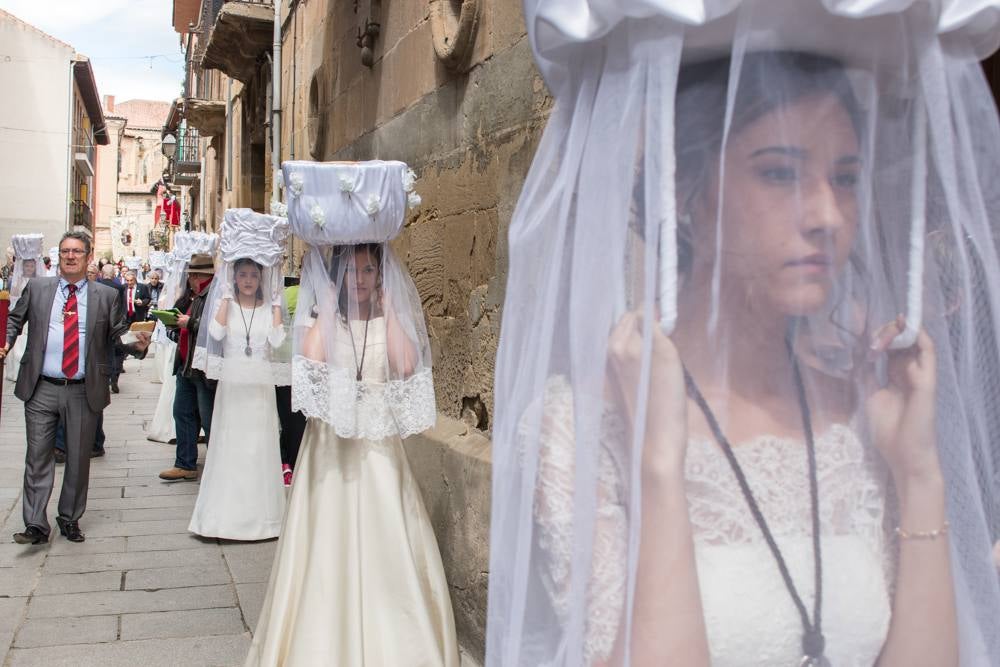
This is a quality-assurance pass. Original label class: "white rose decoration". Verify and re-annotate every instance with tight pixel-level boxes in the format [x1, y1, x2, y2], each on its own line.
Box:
[402, 168, 417, 193]
[270, 200, 288, 217]
[310, 203, 326, 227]
[288, 172, 305, 197]
[407, 191, 422, 209]
[339, 174, 356, 193]
[365, 194, 382, 215]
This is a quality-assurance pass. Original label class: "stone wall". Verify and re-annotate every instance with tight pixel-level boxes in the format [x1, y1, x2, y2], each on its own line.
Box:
[271, 2, 552, 660]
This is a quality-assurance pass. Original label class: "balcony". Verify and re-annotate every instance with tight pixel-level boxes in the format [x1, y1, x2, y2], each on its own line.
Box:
[72, 200, 93, 233]
[172, 127, 202, 186]
[73, 133, 95, 177]
[202, 0, 274, 84]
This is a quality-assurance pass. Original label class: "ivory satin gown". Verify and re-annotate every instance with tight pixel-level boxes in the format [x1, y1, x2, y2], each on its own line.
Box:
[245, 317, 459, 667]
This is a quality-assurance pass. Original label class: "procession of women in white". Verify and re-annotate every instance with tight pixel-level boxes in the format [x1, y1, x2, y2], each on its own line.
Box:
[5, 0, 1000, 664]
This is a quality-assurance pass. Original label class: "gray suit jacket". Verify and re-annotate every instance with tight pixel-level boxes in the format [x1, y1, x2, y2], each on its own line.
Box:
[6, 277, 141, 412]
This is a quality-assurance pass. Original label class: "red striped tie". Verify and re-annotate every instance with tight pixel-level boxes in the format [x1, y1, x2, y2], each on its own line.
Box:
[62, 284, 80, 378]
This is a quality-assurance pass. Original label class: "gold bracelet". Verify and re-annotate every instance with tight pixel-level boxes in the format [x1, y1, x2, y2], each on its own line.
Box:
[894, 521, 950, 541]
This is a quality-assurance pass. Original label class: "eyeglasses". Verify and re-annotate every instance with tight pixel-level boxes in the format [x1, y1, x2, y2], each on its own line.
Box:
[59, 249, 87, 257]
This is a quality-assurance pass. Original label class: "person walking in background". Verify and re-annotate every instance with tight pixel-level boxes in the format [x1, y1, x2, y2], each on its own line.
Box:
[188, 209, 291, 540]
[145, 271, 163, 319]
[159, 254, 216, 482]
[123, 271, 151, 324]
[2, 232, 150, 545]
[99, 265, 126, 393]
[275, 278, 304, 486]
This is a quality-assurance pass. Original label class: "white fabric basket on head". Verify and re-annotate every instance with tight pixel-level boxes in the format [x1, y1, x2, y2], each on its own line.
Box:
[149, 251, 168, 271]
[192, 209, 291, 387]
[9, 234, 44, 297]
[282, 160, 435, 440]
[159, 231, 219, 310]
[124, 256, 143, 272]
[486, 1, 1000, 666]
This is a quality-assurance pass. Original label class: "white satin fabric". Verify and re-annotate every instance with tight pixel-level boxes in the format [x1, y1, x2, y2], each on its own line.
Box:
[188, 303, 286, 540]
[245, 316, 459, 667]
[146, 343, 176, 444]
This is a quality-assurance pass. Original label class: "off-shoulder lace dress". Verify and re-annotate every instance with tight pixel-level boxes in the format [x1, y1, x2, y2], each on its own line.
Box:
[531, 376, 893, 666]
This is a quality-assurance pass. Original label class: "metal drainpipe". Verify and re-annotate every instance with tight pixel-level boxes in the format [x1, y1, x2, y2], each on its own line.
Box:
[226, 77, 233, 193]
[65, 60, 75, 234]
[271, 0, 282, 204]
[290, 0, 296, 161]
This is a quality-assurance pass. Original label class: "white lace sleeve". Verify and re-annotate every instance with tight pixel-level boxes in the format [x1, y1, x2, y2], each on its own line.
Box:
[208, 317, 226, 341]
[267, 323, 286, 348]
[527, 376, 628, 664]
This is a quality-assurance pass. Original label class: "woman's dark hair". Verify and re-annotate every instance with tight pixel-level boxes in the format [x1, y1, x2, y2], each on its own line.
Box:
[328, 243, 384, 318]
[672, 51, 864, 275]
[233, 257, 264, 301]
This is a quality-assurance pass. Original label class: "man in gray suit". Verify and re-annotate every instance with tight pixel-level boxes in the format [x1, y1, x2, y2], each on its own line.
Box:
[1, 231, 151, 545]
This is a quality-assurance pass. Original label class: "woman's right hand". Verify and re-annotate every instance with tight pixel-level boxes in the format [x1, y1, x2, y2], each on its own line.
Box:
[606, 311, 689, 481]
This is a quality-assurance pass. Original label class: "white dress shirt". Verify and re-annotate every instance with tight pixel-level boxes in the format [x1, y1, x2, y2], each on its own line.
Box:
[42, 278, 88, 380]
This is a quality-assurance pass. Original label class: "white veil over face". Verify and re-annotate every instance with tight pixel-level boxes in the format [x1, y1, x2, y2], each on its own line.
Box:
[282, 159, 434, 440]
[192, 209, 291, 386]
[160, 231, 219, 309]
[488, 1, 1000, 665]
[9, 234, 44, 297]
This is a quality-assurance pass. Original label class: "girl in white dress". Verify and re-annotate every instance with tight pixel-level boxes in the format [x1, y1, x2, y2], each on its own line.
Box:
[246, 160, 458, 666]
[5, 234, 43, 383]
[486, 2, 1000, 665]
[190, 212, 289, 541]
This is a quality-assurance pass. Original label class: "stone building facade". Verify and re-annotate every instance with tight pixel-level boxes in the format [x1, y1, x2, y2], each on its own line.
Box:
[94, 98, 172, 261]
[164, 1, 548, 661]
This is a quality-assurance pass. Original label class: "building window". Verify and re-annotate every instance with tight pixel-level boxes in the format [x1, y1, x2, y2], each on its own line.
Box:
[146, 199, 153, 212]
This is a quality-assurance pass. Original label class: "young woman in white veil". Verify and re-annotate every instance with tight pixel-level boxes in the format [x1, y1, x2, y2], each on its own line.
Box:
[189, 209, 289, 540]
[146, 234, 218, 445]
[245, 160, 458, 666]
[487, 1, 1000, 665]
[4, 234, 43, 383]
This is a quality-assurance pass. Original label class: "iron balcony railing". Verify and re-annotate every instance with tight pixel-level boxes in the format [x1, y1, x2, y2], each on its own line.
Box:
[176, 127, 200, 164]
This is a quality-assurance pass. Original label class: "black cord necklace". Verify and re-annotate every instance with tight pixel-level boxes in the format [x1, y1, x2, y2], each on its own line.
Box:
[349, 299, 372, 382]
[683, 340, 828, 667]
[236, 296, 258, 357]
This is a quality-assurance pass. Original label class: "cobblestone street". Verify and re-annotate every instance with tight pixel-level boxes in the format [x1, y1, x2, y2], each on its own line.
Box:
[0, 355, 275, 667]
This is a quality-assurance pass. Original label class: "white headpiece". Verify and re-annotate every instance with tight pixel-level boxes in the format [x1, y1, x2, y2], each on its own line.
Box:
[159, 231, 219, 309]
[193, 209, 291, 386]
[9, 234, 44, 296]
[283, 160, 435, 440]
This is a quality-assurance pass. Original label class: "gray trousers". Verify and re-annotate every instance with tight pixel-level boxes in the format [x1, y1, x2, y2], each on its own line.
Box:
[22, 381, 99, 536]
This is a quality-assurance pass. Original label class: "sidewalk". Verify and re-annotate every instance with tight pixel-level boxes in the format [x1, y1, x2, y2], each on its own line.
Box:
[0, 356, 275, 667]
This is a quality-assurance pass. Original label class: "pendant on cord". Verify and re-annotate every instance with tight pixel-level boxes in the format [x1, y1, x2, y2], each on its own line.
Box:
[799, 630, 829, 667]
[245, 335, 252, 357]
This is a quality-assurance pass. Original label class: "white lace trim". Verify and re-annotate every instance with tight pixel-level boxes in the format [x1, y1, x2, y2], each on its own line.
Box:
[291, 355, 436, 440]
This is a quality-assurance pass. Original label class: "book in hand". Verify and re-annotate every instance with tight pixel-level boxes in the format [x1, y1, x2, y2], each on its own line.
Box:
[149, 308, 182, 326]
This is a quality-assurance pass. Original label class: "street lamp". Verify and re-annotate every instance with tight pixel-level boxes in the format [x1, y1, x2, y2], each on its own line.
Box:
[161, 134, 176, 159]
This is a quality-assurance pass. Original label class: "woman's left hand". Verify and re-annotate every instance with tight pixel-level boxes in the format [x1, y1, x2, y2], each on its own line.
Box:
[865, 316, 942, 482]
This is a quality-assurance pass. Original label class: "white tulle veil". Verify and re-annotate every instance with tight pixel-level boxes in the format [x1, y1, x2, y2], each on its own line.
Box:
[192, 208, 291, 386]
[487, 1, 1000, 665]
[282, 159, 434, 441]
[9, 234, 44, 297]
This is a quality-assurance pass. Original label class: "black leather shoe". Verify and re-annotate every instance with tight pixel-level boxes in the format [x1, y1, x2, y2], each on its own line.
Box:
[54, 450, 66, 464]
[90, 448, 105, 458]
[13, 526, 48, 545]
[110, 379, 120, 394]
[56, 518, 85, 543]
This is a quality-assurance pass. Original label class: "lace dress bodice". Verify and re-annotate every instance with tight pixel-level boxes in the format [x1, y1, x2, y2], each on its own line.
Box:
[530, 376, 893, 666]
[202, 301, 287, 385]
[291, 316, 436, 440]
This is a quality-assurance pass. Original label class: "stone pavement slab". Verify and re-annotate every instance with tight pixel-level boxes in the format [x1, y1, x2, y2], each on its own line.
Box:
[0, 357, 275, 665]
